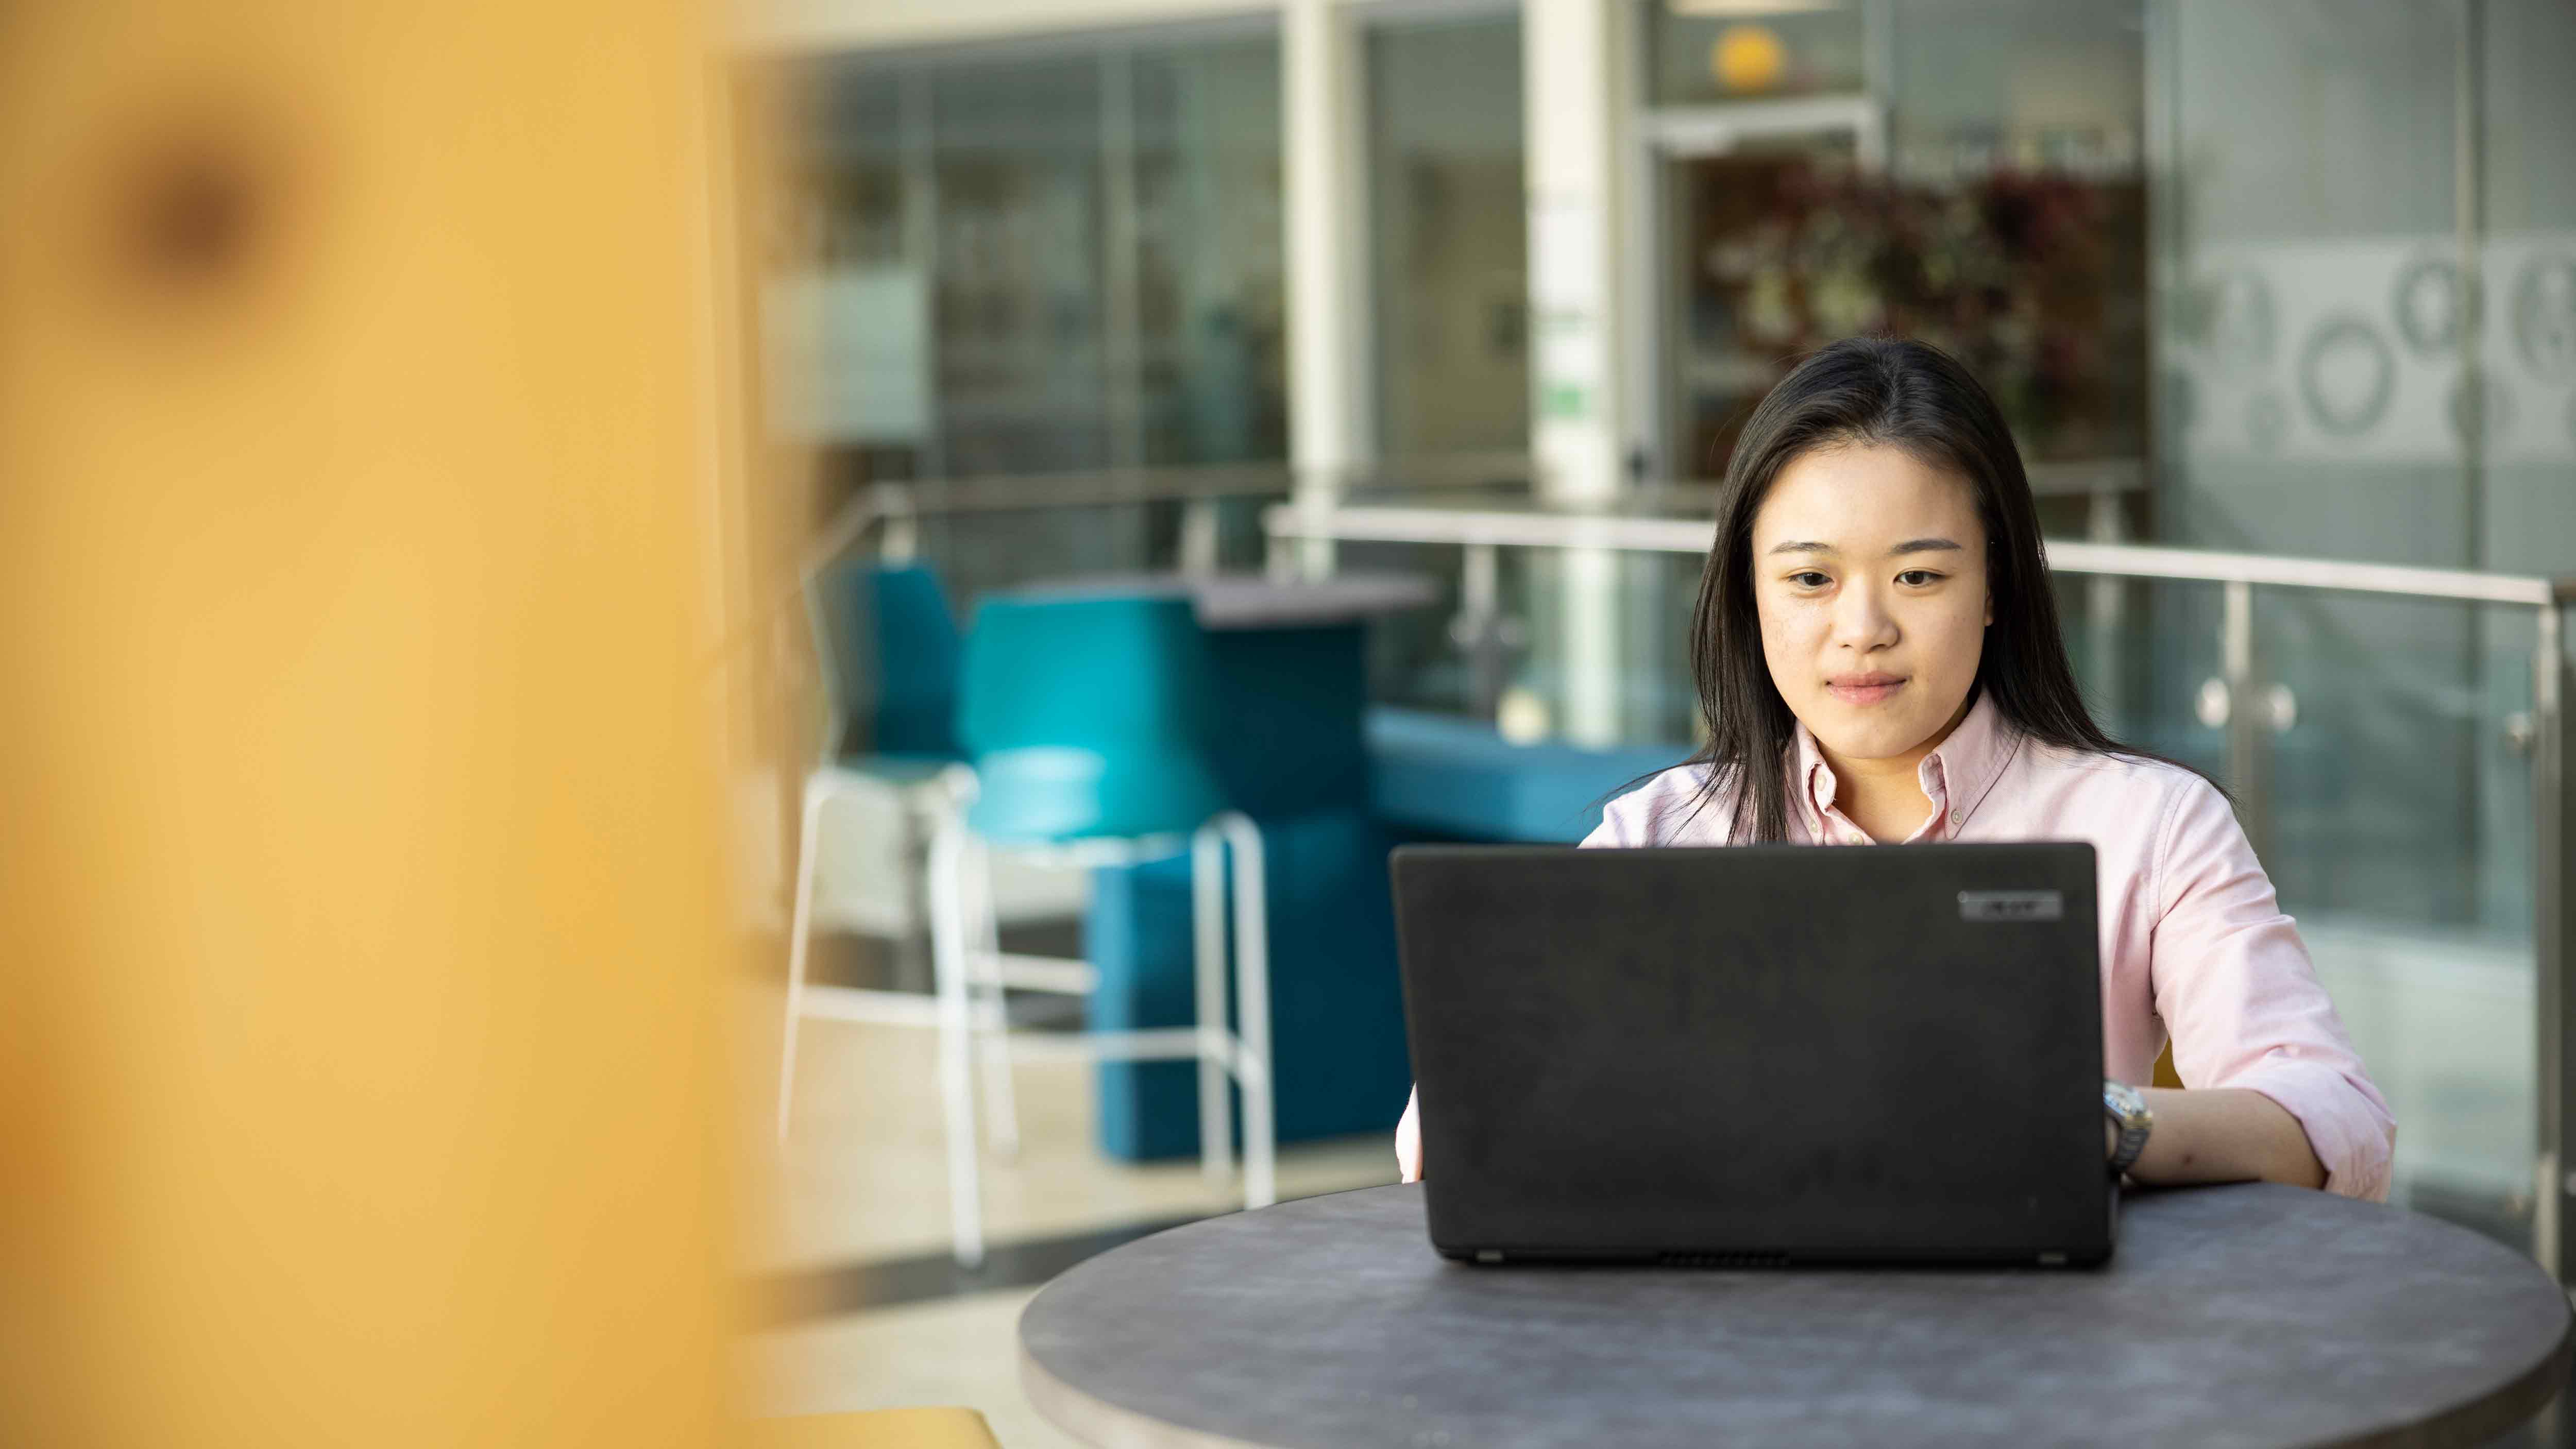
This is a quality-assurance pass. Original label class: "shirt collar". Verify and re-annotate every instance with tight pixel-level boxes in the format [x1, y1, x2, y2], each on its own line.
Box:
[1792, 689, 2016, 839]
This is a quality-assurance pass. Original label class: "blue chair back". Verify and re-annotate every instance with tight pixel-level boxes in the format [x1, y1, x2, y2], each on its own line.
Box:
[957, 593, 1229, 844]
[808, 560, 963, 762]
[862, 565, 963, 759]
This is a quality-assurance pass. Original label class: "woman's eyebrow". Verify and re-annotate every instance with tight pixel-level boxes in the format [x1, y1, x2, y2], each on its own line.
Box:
[1764, 537, 1964, 557]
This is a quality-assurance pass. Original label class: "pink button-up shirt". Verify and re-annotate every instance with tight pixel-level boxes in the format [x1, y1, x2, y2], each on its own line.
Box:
[1394, 692, 2397, 1200]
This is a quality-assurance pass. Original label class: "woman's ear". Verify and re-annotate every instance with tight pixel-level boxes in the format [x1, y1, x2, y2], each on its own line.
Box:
[1984, 592, 1995, 627]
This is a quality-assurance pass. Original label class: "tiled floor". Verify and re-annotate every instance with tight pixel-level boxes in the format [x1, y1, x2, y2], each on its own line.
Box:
[745, 985, 1399, 1441]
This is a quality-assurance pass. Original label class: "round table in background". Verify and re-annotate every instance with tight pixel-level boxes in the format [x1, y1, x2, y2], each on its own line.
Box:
[1019, 1182, 2572, 1448]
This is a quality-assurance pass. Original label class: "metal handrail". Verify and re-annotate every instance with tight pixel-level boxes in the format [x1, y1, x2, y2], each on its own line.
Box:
[700, 455, 1532, 681]
[1261, 500, 2575, 606]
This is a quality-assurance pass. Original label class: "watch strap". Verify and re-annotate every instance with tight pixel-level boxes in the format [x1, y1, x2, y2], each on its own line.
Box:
[2103, 1080, 2153, 1176]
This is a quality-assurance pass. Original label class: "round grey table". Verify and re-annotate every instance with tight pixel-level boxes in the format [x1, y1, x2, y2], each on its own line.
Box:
[1020, 1183, 2573, 1448]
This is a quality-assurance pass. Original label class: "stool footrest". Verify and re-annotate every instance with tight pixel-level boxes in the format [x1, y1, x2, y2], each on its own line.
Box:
[981, 951, 1098, 994]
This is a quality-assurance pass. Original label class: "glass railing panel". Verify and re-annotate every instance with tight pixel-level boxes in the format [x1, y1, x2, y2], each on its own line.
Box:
[1336, 537, 1479, 719]
[1329, 514, 1704, 751]
[2252, 590, 2538, 1246]
[2050, 569, 2228, 780]
[1507, 544, 1703, 752]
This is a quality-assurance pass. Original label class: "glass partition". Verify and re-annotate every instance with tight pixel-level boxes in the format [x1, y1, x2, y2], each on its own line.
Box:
[2146, 0, 2576, 1250]
[2275, 596, 2542, 1245]
[1367, 7, 1529, 458]
[775, 23, 1285, 611]
[1134, 40, 1289, 468]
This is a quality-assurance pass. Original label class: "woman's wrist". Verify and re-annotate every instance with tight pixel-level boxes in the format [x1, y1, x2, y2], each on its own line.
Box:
[2123, 1086, 2327, 1191]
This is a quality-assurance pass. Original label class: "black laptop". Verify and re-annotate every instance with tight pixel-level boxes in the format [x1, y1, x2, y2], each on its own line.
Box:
[1390, 842, 2112, 1267]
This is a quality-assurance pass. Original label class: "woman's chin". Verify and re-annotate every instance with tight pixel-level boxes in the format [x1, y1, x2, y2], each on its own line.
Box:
[1807, 714, 1937, 763]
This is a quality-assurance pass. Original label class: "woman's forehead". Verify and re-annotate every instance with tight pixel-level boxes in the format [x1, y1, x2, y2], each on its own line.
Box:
[1752, 443, 1981, 549]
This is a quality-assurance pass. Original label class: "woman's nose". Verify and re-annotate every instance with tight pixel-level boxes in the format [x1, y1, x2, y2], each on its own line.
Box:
[1831, 580, 1898, 651]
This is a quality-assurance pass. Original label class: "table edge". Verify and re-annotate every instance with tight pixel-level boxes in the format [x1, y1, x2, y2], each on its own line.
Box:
[2353, 1301, 2574, 1449]
[1014, 1184, 2576, 1449]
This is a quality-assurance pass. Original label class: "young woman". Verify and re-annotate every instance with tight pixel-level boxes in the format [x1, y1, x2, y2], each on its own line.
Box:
[1395, 337, 2394, 1200]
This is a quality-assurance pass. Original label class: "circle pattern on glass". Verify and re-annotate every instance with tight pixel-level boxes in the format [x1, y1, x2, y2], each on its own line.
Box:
[2391, 255, 2466, 358]
[2298, 315, 2395, 437]
[2513, 255, 2576, 381]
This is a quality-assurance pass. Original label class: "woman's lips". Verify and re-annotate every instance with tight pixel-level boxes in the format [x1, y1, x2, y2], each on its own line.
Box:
[1826, 673, 1906, 706]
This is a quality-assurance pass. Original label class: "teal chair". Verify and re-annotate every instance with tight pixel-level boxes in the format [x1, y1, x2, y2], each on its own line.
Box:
[928, 591, 1275, 1267]
[855, 564, 965, 760]
[782, 561, 1096, 1144]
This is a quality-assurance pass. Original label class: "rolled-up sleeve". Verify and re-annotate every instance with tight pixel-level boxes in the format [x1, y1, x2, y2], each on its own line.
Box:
[2148, 776, 2397, 1201]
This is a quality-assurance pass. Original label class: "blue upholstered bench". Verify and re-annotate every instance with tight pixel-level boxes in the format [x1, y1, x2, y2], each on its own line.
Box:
[1365, 706, 1690, 844]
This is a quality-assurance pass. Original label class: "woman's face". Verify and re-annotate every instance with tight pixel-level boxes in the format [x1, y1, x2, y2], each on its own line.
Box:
[1748, 442, 1992, 764]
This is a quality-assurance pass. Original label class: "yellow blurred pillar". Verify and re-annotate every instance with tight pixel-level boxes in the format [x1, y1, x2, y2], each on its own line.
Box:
[0, 2, 747, 1445]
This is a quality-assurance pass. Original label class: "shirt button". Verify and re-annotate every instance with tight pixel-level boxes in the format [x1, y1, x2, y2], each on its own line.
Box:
[1950, 810, 1964, 826]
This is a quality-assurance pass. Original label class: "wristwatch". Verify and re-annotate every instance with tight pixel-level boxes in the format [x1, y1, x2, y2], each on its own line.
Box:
[2103, 1079, 2154, 1177]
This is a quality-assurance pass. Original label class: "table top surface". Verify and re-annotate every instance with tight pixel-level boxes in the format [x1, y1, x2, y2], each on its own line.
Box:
[1019, 1182, 2573, 1449]
[1007, 571, 1438, 629]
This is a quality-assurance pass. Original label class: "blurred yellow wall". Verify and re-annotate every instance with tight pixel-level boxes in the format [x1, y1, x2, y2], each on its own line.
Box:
[0, 3, 753, 1444]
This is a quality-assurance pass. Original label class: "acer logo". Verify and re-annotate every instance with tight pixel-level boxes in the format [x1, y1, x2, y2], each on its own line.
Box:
[1957, 890, 2064, 922]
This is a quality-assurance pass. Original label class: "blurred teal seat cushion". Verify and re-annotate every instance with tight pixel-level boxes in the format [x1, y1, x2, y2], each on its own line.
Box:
[965, 745, 1227, 845]
[957, 593, 1231, 844]
[1365, 706, 1688, 844]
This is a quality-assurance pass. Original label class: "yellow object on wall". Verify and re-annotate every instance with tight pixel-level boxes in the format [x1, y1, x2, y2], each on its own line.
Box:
[0, 3, 759, 1445]
[1712, 23, 1789, 94]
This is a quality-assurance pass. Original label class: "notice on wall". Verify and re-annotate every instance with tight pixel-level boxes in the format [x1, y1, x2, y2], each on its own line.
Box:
[762, 267, 930, 445]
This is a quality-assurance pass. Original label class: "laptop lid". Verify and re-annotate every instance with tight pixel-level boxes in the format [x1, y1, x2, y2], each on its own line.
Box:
[1391, 842, 2110, 1265]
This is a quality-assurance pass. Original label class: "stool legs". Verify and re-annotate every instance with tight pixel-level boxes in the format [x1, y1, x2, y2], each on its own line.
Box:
[963, 834, 1022, 1162]
[927, 817, 987, 1269]
[1191, 824, 1236, 1187]
[923, 810, 1276, 1268]
[777, 775, 830, 1142]
[1218, 812, 1276, 1209]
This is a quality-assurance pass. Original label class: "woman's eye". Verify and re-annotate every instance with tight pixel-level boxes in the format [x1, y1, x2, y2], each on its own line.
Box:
[1896, 569, 1944, 587]
[1788, 571, 1831, 589]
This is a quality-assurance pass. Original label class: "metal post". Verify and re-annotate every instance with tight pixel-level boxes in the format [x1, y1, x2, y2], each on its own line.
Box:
[2221, 579, 2269, 862]
[1191, 823, 1235, 1188]
[1179, 497, 1222, 577]
[1459, 541, 1505, 721]
[2534, 604, 2571, 1281]
[2086, 480, 2126, 729]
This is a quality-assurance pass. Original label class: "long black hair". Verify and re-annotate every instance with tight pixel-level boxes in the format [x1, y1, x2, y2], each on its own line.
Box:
[1680, 336, 2164, 843]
